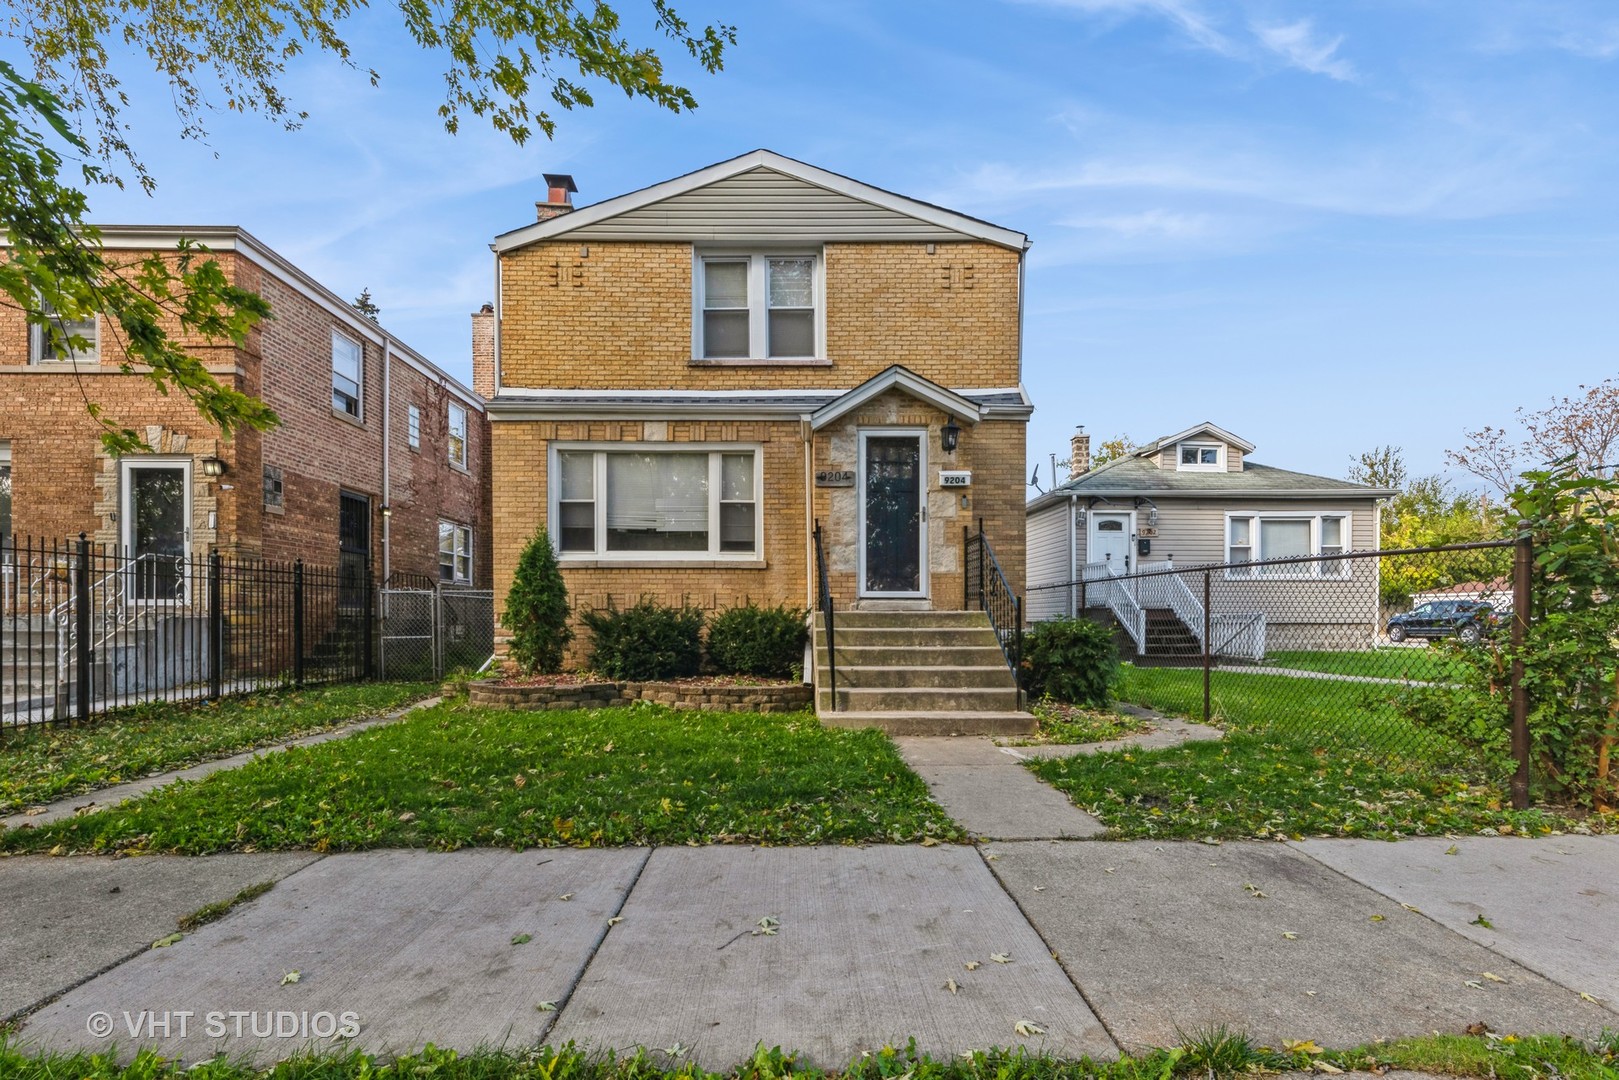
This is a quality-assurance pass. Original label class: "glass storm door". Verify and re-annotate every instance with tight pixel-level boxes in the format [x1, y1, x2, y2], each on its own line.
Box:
[123, 462, 189, 601]
[862, 435, 924, 595]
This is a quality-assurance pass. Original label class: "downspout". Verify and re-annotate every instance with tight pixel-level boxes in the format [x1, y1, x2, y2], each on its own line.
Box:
[381, 338, 392, 585]
[1016, 244, 1029, 382]
[1068, 493, 1078, 617]
[492, 249, 504, 395]
[803, 418, 814, 610]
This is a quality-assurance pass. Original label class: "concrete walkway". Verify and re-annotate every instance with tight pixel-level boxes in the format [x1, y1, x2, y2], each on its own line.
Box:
[1, 697, 441, 831]
[894, 737, 1106, 839]
[7, 838, 1615, 1069]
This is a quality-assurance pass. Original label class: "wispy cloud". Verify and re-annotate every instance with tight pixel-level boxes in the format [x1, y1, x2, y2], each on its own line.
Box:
[1553, 23, 1619, 60]
[1013, 0, 1238, 56]
[1253, 19, 1358, 81]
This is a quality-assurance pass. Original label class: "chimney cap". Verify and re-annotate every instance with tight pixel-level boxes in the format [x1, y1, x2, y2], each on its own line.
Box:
[542, 173, 578, 194]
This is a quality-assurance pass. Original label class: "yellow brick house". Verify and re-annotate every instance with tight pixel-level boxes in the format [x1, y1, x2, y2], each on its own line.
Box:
[480, 151, 1036, 732]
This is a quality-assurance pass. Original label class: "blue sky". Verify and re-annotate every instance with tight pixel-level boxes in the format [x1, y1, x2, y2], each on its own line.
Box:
[51, 0, 1619, 491]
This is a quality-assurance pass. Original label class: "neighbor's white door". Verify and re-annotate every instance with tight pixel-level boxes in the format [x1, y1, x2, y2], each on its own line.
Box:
[1089, 512, 1133, 573]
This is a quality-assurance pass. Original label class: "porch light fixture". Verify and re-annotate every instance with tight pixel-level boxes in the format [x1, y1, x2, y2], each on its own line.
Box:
[940, 418, 961, 454]
[200, 456, 226, 477]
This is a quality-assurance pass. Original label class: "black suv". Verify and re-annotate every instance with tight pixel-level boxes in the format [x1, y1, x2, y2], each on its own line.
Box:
[1386, 600, 1500, 645]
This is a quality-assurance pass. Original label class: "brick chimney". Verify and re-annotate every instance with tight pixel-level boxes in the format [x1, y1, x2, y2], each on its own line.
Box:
[535, 173, 578, 221]
[1069, 425, 1091, 478]
[471, 302, 495, 397]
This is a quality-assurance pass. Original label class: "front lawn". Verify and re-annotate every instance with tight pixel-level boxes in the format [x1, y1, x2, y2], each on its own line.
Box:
[1265, 648, 1474, 683]
[1026, 732, 1577, 841]
[0, 702, 963, 853]
[0, 683, 436, 816]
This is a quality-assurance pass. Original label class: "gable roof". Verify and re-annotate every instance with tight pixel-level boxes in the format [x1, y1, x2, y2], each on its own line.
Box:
[808, 365, 983, 430]
[492, 150, 1030, 253]
[1135, 421, 1256, 457]
[1028, 454, 1395, 512]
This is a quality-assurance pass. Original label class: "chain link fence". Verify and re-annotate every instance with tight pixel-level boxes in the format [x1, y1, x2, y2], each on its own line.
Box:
[1029, 541, 1521, 768]
[378, 587, 495, 681]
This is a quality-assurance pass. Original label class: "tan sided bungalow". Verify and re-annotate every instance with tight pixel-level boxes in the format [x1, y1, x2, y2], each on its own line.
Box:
[479, 150, 1037, 732]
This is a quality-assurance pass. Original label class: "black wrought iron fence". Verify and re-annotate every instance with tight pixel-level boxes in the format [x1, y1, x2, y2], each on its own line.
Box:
[1028, 539, 1533, 794]
[964, 519, 1023, 679]
[2, 533, 374, 737]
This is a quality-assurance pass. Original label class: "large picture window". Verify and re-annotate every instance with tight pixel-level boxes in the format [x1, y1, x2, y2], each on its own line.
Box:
[697, 254, 818, 360]
[553, 447, 760, 559]
[1227, 513, 1351, 578]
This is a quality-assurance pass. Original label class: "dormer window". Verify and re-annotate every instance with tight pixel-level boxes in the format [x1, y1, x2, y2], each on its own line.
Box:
[1178, 442, 1223, 471]
[696, 253, 819, 360]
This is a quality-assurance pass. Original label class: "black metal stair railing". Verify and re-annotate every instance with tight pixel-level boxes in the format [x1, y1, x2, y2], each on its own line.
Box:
[813, 520, 836, 711]
[963, 518, 1024, 684]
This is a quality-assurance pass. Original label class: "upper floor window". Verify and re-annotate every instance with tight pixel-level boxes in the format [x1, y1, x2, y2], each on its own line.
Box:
[447, 403, 468, 468]
[1177, 442, 1223, 471]
[407, 405, 421, 450]
[697, 254, 818, 360]
[30, 299, 99, 363]
[332, 330, 363, 418]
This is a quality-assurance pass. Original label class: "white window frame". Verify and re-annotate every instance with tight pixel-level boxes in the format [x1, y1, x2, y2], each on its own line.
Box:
[549, 443, 764, 562]
[30, 302, 99, 363]
[439, 520, 473, 585]
[1225, 511, 1353, 579]
[447, 402, 468, 468]
[692, 250, 824, 361]
[407, 405, 422, 450]
[332, 329, 363, 420]
[1177, 442, 1224, 472]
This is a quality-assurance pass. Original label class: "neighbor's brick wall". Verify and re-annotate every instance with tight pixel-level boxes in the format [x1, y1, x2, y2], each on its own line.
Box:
[496, 240, 1022, 391]
[490, 418, 809, 665]
[386, 364, 492, 588]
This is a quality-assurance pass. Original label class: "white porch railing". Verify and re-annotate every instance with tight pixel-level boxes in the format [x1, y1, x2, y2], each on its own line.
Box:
[1081, 561, 1146, 653]
[1140, 570, 1207, 650]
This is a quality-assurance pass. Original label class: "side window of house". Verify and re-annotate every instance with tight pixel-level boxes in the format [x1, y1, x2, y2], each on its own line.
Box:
[263, 465, 284, 512]
[438, 520, 472, 584]
[447, 402, 468, 468]
[0, 441, 12, 559]
[697, 254, 817, 360]
[553, 448, 760, 558]
[332, 330, 363, 418]
[30, 299, 99, 363]
[407, 405, 421, 450]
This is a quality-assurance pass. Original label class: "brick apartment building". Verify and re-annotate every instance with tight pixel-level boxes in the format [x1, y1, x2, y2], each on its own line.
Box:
[482, 151, 1035, 708]
[0, 226, 490, 590]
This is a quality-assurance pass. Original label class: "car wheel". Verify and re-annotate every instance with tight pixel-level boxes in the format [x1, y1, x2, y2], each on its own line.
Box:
[1458, 624, 1482, 645]
[1388, 626, 1407, 643]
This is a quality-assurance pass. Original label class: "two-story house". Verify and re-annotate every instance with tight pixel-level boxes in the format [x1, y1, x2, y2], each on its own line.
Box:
[0, 226, 491, 591]
[482, 151, 1037, 732]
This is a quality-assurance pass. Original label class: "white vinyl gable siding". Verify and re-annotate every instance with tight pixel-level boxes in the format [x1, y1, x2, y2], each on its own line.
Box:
[565, 168, 990, 244]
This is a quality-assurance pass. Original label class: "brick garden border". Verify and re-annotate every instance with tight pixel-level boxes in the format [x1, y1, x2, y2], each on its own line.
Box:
[468, 680, 812, 714]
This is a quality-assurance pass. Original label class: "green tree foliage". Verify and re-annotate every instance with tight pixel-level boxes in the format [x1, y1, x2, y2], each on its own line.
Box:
[1349, 446, 1507, 605]
[501, 528, 573, 674]
[706, 602, 807, 678]
[1020, 617, 1121, 708]
[0, 62, 277, 454]
[581, 597, 703, 680]
[1509, 462, 1619, 808]
[6, 0, 736, 193]
[1091, 434, 1136, 470]
[1449, 378, 1619, 496]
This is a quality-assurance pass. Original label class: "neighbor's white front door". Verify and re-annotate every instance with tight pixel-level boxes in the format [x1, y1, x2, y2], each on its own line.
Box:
[1089, 511, 1133, 573]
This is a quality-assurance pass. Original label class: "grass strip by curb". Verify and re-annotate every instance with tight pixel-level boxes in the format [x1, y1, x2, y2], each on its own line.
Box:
[0, 1029, 1615, 1080]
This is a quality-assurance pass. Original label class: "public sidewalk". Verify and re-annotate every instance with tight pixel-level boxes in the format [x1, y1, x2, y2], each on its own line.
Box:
[4, 836, 1616, 1070]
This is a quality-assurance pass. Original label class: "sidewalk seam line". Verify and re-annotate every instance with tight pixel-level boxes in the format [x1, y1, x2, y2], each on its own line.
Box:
[973, 844, 1125, 1055]
[539, 845, 655, 1040]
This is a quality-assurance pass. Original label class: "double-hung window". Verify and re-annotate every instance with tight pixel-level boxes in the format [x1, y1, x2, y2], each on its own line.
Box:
[697, 254, 817, 360]
[439, 521, 472, 584]
[332, 330, 363, 418]
[1227, 513, 1352, 578]
[554, 447, 760, 558]
[407, 405, 421, 450]
[447, 402, 468, 468]
[30, 299, 99, 362]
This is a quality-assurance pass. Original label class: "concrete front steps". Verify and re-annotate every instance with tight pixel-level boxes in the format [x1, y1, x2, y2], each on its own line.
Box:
[812, 610, 1035, 736]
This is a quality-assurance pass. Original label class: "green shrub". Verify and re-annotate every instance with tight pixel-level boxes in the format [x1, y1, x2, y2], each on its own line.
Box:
[581, 598, 704, 680]
[1022, 617, 1121, 707]
[707, 602, 808, 678]
[500, 528, 573, 674]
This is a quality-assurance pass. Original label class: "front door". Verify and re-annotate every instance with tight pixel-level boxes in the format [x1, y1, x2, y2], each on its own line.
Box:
[1089, 512, 1133, 573]
[121, 460, 190, 601]
[338, 491, 371, 608]
[860, 433, 926, 596]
